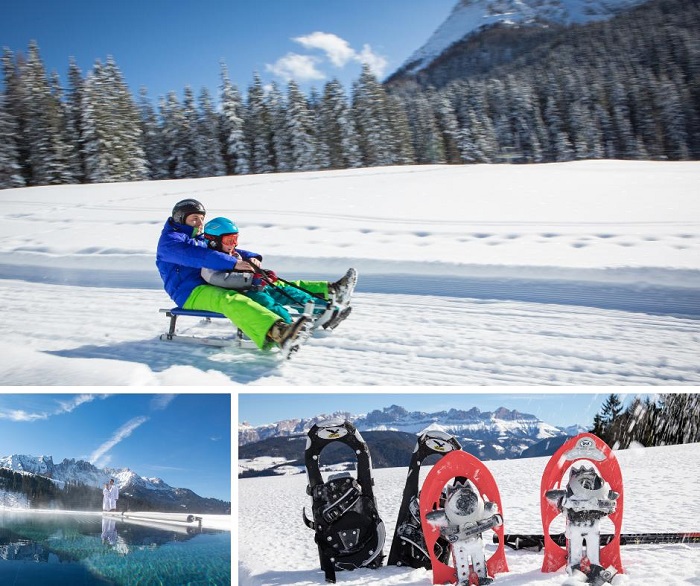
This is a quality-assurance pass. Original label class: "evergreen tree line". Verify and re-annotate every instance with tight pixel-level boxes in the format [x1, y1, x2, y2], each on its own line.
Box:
[0, 0, 697, 190]
[0, 469, 103, 509]
[591, 393, 700, 449]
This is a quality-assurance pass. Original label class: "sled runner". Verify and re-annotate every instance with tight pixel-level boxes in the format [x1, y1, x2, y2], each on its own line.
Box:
[302, 420, 385, 583]
[419, 450, 508, 585]
[159, 307, 254, 348]
[540, 433, 624, 579]
[388, 428, 462, 569]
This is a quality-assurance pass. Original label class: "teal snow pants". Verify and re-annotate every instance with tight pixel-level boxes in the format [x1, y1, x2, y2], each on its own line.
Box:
[246, 281, 330, 324]
[184, 284, 280, 349]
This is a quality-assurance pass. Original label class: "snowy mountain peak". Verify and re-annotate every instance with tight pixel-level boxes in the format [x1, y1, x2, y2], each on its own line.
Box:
[0, 454, 55, 475]
[400, 0, 649, 75]
[0, 453, 169, 492]
[239, 404, 566, 447]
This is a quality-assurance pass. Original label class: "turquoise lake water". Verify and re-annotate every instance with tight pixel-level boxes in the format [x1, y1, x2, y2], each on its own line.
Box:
[0, 512, 231, 585]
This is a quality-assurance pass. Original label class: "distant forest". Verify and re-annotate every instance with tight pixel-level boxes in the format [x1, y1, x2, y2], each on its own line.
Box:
[591, 393, 700, 449]
[0, 470, 226, 512]
[0, 0, 697, 190]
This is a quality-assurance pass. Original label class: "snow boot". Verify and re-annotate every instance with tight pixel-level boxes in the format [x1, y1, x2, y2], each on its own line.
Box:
[267, 315, 311, 356]
[322, 306, 352, 330]
[329, 268, 357, 307]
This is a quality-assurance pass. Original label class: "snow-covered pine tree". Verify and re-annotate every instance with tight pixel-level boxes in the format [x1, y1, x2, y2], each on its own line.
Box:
[655, 75, 690, 160]
[405, 91, 444, 164]
[317, 79, 362, 170]
[179, 86, 202, 178]
[196, 87, 226, 178]
[244, 73, 273, 174]
[428, 87, 461, 164]
[21, 42, 77, 185]
[544, 95, 574, 162]
[266, 81, 291, 172]
[138, 87, 168, 179]
[66, 59, 87, 182]
[352, 64, 395, 167]
[1, 48, 28, 185]
[49, 70, 81, 183]
[308, 87, 329, 171]
[386, 94, 414, 165]
[0, 94, 25, 188]
[82, 57, 148, 182]
[219, 63, 249, 175]
[160, 91, 195, 179]
[286, 80, 318, 172]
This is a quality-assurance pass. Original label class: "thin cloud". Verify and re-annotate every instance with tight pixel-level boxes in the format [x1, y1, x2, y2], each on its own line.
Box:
[0, 409, 47, 422]
[0, 394, 109, 422]
[150, 394, 176, 411]
[90, 416, 149, 467]
[266, 53, 326, 82]
[55, 394, 107, 414]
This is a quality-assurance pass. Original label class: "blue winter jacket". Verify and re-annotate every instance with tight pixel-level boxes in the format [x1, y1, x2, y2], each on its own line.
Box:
[156, 219, 262, 307]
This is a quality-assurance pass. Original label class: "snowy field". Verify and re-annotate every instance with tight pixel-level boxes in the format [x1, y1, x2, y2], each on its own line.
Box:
[0, 161, 698, 385]
[238, 442, 700, 585]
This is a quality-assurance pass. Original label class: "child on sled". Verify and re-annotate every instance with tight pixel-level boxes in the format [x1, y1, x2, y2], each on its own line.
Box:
[201, 217, 356, 329]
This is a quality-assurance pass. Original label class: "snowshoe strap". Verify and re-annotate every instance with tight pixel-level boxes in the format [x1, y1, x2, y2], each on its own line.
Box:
[322, 482, 361, 524]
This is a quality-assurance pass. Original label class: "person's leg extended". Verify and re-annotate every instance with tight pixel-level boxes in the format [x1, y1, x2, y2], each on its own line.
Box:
[281, 280, 329, 299]
[246, 290, 293, 323]
[184, 285, 279, 349]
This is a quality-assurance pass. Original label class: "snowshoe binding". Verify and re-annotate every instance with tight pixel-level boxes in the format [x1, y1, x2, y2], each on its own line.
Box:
[419, 450, 508, 585]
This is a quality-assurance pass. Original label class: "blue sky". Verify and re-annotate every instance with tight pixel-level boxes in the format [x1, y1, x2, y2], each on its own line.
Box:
[2, 0, 454, 101]
[0, 393, 231, 502]
[239, 392, 655, 429]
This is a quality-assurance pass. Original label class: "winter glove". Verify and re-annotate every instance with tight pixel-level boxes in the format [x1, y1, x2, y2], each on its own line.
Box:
[252, 273, 267, 291]
[263, 269, 278, 283]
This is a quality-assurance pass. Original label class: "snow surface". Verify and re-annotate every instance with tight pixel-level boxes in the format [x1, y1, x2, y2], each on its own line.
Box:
[0, 161, 698, 385]
[238, 442, 700, 585]
[401, 0, 648, 74]
[0, 506, 231, 531]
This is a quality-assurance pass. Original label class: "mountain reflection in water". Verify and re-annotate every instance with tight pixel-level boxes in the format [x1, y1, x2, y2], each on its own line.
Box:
[0, 512, 230, 586]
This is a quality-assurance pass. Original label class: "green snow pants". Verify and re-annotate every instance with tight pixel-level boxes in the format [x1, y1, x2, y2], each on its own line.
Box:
[284, 280, 329, 298]
[183, 284, 280, 349]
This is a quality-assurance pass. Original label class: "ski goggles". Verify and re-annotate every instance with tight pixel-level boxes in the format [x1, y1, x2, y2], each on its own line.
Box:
[221, 233, 239, 247]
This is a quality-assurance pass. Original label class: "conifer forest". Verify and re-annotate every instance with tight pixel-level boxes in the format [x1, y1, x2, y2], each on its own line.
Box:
[0, 0, 697, 190]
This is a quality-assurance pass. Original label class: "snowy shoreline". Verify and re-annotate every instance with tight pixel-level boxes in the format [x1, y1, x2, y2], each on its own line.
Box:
[0, 505, 231, 531]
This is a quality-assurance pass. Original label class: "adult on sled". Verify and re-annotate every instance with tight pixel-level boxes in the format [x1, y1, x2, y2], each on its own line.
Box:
[201, 216, 356, 329]
[156, 199, 310, 351]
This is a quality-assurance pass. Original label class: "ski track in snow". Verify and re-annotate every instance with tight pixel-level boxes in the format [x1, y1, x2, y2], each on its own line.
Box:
[0, 279, 698, 385]
[238, 443, 700, 585]
[0, 162, 698, 384]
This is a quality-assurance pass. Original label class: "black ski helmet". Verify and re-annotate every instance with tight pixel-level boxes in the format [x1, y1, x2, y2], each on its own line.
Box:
[171, 199, 206, 224]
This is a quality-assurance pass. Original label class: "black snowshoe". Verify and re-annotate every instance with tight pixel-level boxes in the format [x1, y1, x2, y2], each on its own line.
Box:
[387, 428, 462, 569]
[302, 420, 385, 583]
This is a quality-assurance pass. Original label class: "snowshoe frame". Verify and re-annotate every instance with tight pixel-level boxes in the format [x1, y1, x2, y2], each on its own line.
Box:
[303, 420, 385, 583]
